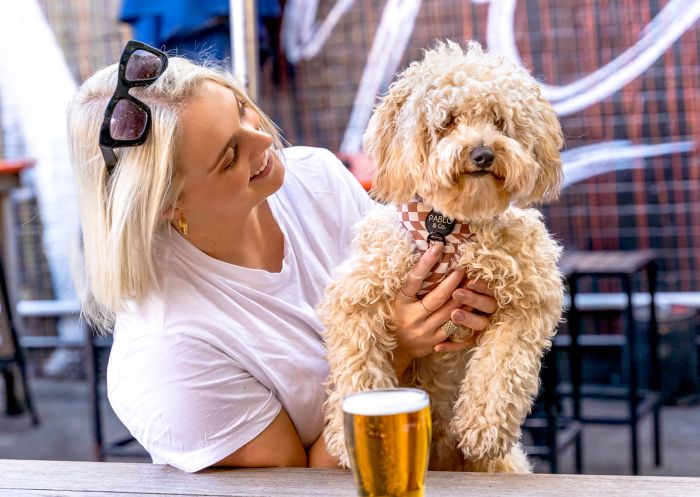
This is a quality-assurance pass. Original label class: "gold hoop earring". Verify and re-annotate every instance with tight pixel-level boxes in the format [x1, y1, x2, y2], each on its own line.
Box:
[178, 214, 189, 236]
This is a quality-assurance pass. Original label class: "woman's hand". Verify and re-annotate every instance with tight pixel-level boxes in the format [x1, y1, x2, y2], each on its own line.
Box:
[391, 243, 498, 376]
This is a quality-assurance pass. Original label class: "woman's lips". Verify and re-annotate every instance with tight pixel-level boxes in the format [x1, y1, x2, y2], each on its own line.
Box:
[250, 151, 272, 181]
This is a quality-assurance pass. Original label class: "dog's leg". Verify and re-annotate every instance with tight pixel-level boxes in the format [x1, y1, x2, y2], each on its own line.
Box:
[463, 443, 532, 473]
[451, 299, 560, 462]
[451, 216, 563, 465]
[319, 208, 417, 467]
[322, 296, 397, 467]
[411, 352, 467, 471]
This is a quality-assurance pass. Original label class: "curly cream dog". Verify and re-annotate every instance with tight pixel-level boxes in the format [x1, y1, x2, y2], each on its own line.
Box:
[319, 41, 564, 473]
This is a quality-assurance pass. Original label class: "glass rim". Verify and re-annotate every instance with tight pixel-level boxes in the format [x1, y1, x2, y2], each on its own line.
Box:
[342, 388, 430, 416]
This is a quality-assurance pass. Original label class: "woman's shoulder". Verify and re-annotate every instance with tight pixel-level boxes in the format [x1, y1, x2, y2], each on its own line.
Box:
[278, 146, 376, 214]
[280, 145, 338, 167]
[280, 146, 351, 190]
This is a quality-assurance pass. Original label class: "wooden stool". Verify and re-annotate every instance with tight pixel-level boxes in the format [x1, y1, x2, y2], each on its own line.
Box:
[0, 255, 39, 425]
[524, 346, 583, 473]
[560, 250, 662, 475]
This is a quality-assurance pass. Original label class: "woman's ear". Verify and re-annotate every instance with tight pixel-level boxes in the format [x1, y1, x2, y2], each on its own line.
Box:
[160, 204, 182, 222]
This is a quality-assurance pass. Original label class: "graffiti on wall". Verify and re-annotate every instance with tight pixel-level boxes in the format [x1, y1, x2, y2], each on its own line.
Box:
[269, 0, 700, 290]
[282, 0, 699, 187]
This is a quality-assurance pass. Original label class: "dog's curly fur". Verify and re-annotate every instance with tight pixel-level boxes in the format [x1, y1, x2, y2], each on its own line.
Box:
[318, 41, 565, 473]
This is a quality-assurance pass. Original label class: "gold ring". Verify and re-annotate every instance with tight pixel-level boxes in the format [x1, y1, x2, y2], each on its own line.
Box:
[398, 288, 416, 302]
[419, 299, 433, 314]
[440, 319, 460, 338]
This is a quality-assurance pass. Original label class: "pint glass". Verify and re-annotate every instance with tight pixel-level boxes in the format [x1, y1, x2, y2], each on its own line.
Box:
[343, 388, 431, 497]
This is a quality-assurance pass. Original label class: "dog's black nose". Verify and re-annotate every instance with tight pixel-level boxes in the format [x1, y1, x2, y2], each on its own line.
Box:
[470, 147, 495, 169]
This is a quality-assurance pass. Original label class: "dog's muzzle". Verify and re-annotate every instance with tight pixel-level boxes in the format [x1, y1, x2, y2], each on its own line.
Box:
[470, 146, 494, 170]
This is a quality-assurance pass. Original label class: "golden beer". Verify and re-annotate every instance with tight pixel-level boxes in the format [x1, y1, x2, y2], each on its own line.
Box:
[343, 388, 431, 497]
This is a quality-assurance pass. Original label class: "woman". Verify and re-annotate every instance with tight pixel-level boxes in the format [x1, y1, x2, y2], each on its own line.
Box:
[67, 41, 497, 472]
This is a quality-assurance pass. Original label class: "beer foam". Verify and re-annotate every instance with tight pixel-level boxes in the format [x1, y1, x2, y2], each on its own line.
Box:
[342, 389, 429, 416]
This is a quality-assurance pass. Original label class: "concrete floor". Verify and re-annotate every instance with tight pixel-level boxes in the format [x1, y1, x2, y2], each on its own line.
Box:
[1, 378, 699, 476]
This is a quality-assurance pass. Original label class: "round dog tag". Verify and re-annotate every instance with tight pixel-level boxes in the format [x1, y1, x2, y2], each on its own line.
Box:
[426, 210, 456, 242]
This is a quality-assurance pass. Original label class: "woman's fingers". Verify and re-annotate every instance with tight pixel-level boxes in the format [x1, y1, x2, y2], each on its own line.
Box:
[431, 308, 489, 351]
[429, 307, 490, 344]
[399, 242, 445, 299]
[466, 278, 495, 298]
[419, 267, 466, 313]
[452, 288, 498, 315]
[423, 297, 463, 331]
[434, 336, 478, 353]
[450, 308, 490, 331]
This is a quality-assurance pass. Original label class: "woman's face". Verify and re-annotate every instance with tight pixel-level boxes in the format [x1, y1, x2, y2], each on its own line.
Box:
[174, 80, 284, 229]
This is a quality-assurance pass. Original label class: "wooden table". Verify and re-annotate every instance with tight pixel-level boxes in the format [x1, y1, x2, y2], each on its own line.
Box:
[1, 460, 699, 497]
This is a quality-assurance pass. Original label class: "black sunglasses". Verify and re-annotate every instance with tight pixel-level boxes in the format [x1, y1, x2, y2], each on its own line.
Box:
[99, 40, 168, 174]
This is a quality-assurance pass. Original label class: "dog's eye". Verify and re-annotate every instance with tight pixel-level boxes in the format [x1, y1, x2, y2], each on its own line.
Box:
[495, 118, 509, 136]
[442, 115, 456, 129]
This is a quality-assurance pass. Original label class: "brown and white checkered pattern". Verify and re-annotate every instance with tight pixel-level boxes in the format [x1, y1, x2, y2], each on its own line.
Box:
[398, 197, 472, 297]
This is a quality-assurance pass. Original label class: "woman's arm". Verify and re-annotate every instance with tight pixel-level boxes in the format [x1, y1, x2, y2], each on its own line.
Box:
[212, 409, 307, 468]
[307, 434, 341, 468]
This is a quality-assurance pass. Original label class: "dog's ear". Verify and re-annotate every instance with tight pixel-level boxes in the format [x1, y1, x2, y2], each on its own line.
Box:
[364, 83, 418, 204]
[521, 90, 564, 205]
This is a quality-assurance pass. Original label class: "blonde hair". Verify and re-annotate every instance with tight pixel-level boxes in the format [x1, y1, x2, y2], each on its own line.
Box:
[67, 56, 283, 332]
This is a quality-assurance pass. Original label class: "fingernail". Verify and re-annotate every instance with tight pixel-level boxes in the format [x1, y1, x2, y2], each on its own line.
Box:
[452, 310, 466, 322]
[435, 345, 446, 352]
[452, 289, 466, 301]
[430, 243, 444, 255]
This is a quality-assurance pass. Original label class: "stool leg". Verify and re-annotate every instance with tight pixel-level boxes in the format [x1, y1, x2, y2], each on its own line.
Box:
[0, 256, 39, 425]
[565, 275, 584, 474]
[623, 275, 639, 475]
[647, 261, 660, 391]
[85, 326, 104, 461]
[653, 402, 662, 466]
[542, 349, 558, 473]
[16, 356, 39, 425]
[647, 260, 663, 468]
[567, 276, 582, 424]
[2, 367, 23, 415]
[574, 429, 583, 474]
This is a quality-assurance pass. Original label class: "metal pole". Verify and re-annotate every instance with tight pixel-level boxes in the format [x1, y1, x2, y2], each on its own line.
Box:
[230, 0, 247, 88]
[229, 0, 259, 100]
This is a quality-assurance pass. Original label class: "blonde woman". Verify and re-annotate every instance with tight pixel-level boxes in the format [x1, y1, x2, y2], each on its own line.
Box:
[67, 41, 498, 472]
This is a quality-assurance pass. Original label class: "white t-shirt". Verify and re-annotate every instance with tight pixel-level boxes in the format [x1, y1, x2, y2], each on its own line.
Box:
[107, 147, 376, 472]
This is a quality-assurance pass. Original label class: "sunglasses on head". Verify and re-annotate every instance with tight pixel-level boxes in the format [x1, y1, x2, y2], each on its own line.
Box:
[99, 40, 168, 174]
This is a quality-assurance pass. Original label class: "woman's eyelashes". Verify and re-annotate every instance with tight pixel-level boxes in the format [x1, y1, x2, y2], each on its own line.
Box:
[239, 98, 247, 120]
[222, 98, 248, 171]
[224, 145, 238, 171]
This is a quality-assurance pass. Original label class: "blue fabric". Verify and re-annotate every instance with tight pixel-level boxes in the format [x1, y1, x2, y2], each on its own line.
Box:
[119, 0, 282, 63]
[120, 0, 229, 61]
[120, 0, 229, 44]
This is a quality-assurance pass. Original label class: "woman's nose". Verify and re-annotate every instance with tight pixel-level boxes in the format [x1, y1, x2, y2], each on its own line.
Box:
[243, 125, 272, 157]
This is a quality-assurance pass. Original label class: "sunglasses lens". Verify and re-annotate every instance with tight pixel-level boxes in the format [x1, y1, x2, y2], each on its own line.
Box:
[110, 99, 148, 141]
[125, 49, 164, 81]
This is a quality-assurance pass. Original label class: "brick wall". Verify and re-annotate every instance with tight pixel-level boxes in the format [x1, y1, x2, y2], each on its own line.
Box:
[259, 0, 700, 292]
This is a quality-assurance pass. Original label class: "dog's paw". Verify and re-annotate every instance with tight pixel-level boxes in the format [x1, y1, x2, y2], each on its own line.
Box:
[451, 417, 513, 460]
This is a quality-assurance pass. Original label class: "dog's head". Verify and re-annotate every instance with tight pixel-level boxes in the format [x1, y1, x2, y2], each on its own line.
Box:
[365, 41, 563, 222]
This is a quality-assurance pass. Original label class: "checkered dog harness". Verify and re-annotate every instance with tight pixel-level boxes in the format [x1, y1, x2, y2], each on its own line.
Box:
[398, 196, 472, 296]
